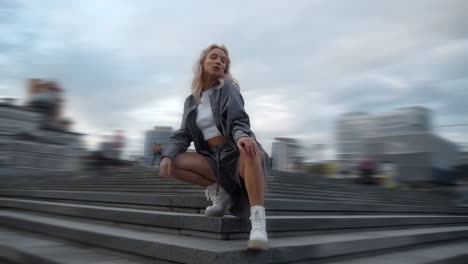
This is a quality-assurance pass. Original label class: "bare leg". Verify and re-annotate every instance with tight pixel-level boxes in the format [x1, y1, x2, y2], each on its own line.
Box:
[239, 148, 265, 206]
[172, 168, 215, 187]
[239, 147, 269, 250]
[171, 152, 216, 187]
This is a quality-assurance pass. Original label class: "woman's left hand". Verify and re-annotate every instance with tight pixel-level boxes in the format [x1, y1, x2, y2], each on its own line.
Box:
[237, 137, 258, 157]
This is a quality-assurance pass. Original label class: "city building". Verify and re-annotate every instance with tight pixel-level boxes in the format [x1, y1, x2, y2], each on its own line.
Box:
[0, 79, 85, 175]
[364, 132, 459, 184]
[336, 107, 432, 167]
[371, 107, 432, 136]
[271, 137, 302, 172]
[143, 126, 173, 167]
[336, 112, 370, 167]
[336, 106, 459, 184]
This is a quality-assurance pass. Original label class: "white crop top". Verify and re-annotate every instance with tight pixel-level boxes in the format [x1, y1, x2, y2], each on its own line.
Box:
[196, 90, 222, 140]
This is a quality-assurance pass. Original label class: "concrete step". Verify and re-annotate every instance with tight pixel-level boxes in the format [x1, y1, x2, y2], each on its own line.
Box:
[322, 239, 468, 264]
[1, 211, 468, 264]
[266, 194, 450, 208]
[1, 178, 449, 200]
[0, 187, 204, 195]
[0, 169, 448, 195]
[0, 226, 165, 264]
[268, 174, 453, 197]
[267, 180, 452, 203]
[0, 183, 452, 207]
[266, 191, 439, 204]
[0, 181, 199, 187]
[2, 199, 468, 240]
[2, 190, 467, 215]
[267, 180, 452, 198]
[0, 187, 450, 209]
[1, 173, 453, 206]
[0, 171, 454, 205]
[18, 237, 465, 264]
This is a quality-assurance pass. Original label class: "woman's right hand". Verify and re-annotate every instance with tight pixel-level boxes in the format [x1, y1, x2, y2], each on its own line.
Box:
[159, 157, 173, 178]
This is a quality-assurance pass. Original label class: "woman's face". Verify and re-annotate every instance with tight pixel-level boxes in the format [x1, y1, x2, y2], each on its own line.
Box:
[202, 48, 228, 79]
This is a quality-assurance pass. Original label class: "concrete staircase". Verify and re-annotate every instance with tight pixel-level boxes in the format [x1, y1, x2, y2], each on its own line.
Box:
[1, 168, 468, 263]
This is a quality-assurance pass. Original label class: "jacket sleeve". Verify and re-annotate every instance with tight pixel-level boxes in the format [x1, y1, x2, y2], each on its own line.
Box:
[222, 80, 252, 143]
[162, 97, 193, 160]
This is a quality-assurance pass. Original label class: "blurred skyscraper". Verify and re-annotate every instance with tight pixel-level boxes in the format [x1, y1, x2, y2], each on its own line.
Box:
[336, 112, 370, 167]
[271, 137, 301, 172]
[143, 126, 173, 167]
[336, 106, 459, 184]
[336, 107, 431, 166]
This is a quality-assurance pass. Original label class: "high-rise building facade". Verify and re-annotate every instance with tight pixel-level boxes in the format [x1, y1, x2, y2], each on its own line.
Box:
[143, 126, 173, 166]
[370, 107, 431, 137]
[271, 137, 301, 172]
[336, 107, 432, 166]
[336, 106, 460, 183]
[336, 112, 370, 167]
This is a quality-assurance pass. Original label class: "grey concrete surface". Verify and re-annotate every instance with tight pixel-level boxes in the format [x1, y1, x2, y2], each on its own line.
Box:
[0, 227, 163, 264]
[2, 190, 467, 215]
[0, 169, 455, 207]
[324, 240, 468, 264]
[1, 198, 468, 240]
[1, 210, 468, 263]
[0, 169, 467, 263]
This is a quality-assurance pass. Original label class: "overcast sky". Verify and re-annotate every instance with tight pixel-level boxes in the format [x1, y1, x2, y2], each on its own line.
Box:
[1, 0, 467, 160]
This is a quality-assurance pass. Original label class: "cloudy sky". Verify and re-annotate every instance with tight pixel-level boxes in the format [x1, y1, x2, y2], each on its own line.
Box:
[1, 0, 467, 160]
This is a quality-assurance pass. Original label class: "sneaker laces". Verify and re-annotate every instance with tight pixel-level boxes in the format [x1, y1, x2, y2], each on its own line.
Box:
[205, 184, 222, 205]
[205, 184, 215, 201]
[250, 210, 266, 233]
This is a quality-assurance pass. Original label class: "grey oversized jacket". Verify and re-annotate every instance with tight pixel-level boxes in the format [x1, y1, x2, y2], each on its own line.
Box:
[162, 79, 257, 160]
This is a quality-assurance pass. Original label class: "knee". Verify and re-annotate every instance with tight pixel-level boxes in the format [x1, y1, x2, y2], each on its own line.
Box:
[172, 155, 183, 170]
[240, 148, 263, 165]
[170, 158, 184, 179]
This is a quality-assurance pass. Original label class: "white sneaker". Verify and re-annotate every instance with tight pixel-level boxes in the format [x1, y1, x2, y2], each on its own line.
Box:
[248, 205, 269, 250]
[204, 183, 230, 217]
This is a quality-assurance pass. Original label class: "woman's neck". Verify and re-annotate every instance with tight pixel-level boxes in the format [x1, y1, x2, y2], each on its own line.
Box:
[202, 75, 218, 91]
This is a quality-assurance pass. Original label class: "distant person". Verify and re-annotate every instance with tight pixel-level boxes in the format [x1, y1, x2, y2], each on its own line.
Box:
[159, 44, 271, 250]
[152, 143, 163, 167]
[358, 157, 375, 184]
